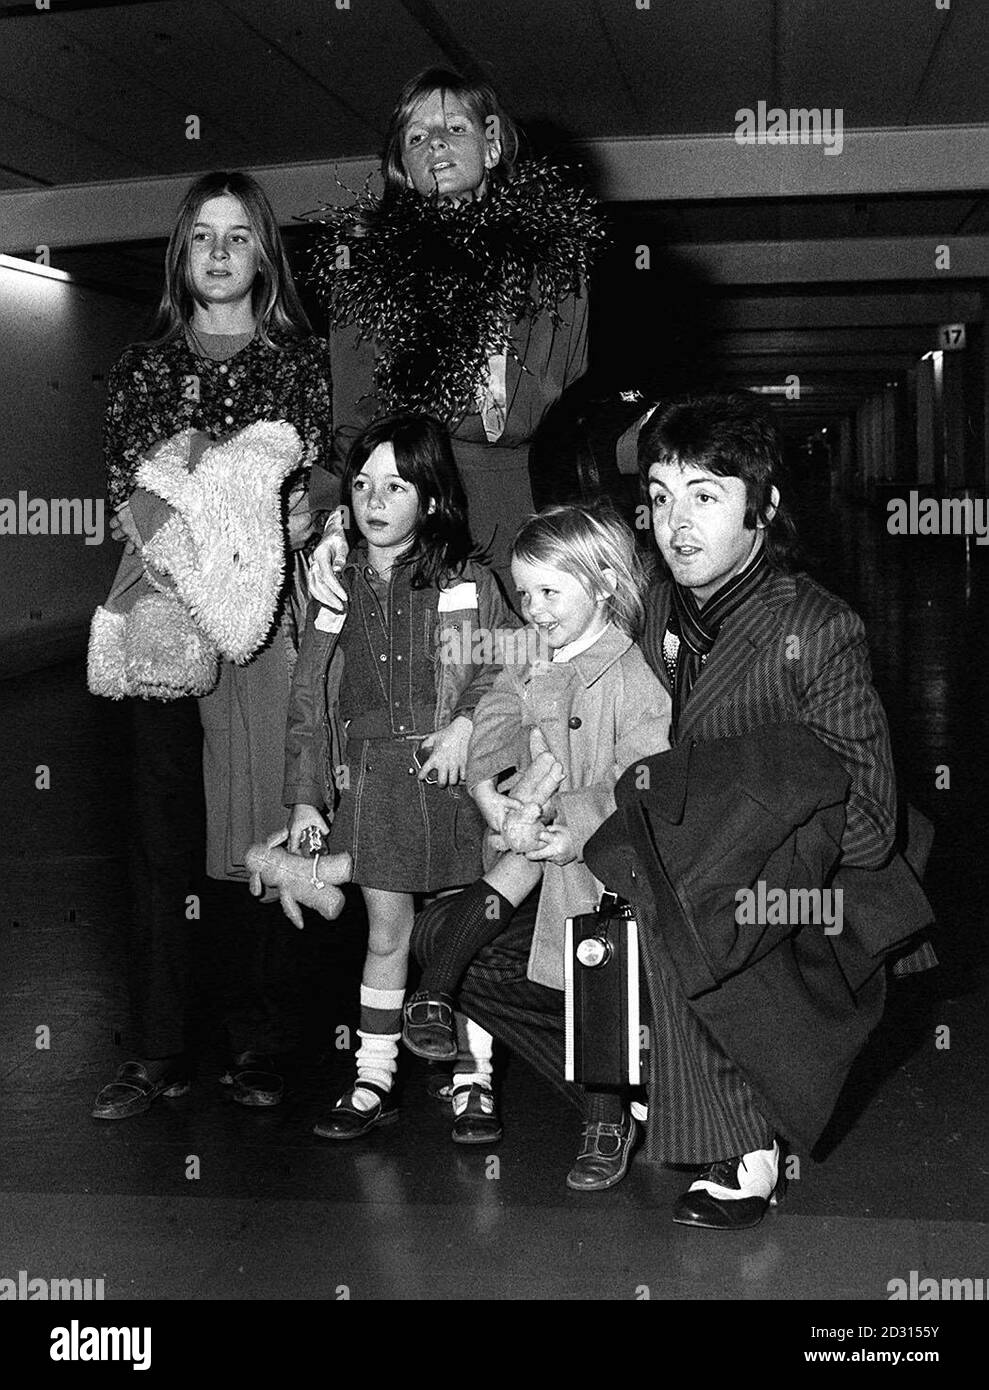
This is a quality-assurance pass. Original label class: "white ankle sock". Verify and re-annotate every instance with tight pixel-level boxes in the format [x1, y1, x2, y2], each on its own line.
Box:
[350, 1028, 400, 1112]
[454, 1014, 494, 1083]
[689, 1142, 779, 1200]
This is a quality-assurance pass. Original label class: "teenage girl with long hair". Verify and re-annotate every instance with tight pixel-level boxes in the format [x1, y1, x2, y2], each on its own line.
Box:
[93, 171, 332, 1121]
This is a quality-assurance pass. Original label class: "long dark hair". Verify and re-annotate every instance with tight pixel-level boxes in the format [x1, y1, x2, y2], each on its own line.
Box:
[341, 413, 479, 588]
[638, 393, 800, 571]
[380, 67, 521, 209]
[147, 170, 311, 346]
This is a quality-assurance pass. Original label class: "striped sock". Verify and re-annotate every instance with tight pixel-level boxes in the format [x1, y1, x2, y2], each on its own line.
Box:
[350, 986, 404, 1112]
[359, 984, 404, 1035]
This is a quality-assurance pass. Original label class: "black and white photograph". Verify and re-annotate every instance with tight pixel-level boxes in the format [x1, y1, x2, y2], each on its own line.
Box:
[0, 0, 986, 1342]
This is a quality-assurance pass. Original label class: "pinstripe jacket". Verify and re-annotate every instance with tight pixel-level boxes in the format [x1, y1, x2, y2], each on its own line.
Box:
[583, 567, 931, 1150]
[641, 568, 897, 867]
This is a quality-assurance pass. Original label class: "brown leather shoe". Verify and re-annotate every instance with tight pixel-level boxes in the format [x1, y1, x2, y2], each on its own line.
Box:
[92, 1060, 190, 1121]
[402, 991, 457, 1060]
[566, 1112, 637, 1191]
[219, 1051, 283, 1107]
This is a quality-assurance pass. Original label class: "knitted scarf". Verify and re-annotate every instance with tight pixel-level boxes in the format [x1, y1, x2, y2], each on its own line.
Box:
[667, 540, 770, 724]
[303, 160, 604, 423]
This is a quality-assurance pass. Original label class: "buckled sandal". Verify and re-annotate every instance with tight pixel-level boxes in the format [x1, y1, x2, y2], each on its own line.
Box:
[402, 990, 457, 1060]
[91, 1060, 190, 1121]
[219, 1051, 284, 1107]
[451, 1083, 503, 1146]
[312, 1081, 399, 1140]
[566, 1112, 638, 1191]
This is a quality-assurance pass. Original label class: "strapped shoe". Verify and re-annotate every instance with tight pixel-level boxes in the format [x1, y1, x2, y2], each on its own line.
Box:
[451, 1083, 503, 1146]
[672, 1142, 785, 1230]
[219, 1051, 284, 1107]
[312, 1082, 399, 1141]
[91, 1060, 190, 1121]
[566, 1111, 638, 1191]
[402, 990, 457, 1060]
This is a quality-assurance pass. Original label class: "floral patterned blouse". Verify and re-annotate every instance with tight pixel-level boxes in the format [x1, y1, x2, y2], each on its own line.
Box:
[103, 330, 333, 511]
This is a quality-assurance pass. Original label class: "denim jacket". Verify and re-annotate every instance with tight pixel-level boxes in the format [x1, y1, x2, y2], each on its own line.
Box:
[283, 555, 518, 813]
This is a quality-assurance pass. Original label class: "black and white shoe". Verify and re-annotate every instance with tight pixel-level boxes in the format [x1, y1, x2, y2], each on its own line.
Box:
[451, 1083, 503, 1145]
[312, 1082, 399, 1140]
[673, 1142, 784, 1229]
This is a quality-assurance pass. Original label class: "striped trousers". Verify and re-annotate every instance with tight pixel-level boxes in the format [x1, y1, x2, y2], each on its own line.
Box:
[411, 889, 775, 1164]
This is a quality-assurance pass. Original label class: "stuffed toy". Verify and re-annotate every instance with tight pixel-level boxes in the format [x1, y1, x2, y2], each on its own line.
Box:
[246, 829, 352, 930]
[88, 421, 302, 700]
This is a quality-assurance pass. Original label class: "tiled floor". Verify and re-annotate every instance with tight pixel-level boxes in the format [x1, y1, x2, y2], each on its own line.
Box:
[0, 486, 986, 1301]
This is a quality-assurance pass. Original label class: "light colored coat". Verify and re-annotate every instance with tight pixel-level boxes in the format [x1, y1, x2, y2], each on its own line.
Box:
[467, 624, 672, 990]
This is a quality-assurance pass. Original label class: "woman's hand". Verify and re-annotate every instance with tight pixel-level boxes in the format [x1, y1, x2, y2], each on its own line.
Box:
[286, 803, 330, 854]
[109, 501, 142, 554]
[417, 715, 472, 787]
[307, 507, 349, 610]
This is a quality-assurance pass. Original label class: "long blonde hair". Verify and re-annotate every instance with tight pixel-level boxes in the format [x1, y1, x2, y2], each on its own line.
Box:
[147, 170, 311, 347]
[380, 68, 520, 208]
[512, 503, 647, 636]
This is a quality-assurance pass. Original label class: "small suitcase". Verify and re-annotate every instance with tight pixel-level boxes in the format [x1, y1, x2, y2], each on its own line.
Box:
[564, 892, 641, 1087]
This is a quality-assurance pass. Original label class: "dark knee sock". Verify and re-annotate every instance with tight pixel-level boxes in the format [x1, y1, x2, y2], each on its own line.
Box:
[584, 1089, 625, 1124]
[422, 880, 516, 996]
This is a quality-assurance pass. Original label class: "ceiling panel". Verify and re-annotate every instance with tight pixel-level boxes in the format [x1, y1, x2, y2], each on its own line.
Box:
[0, 92, 149, 185]
[428, 0, 642, 141]
[219, 0, 450, 149]
[595, 0, 776, 134]
[777, 0, 943, 125]
[917, 0, 989, 124]
[43, 0, 380, 168]
[0, 0, 985, 191]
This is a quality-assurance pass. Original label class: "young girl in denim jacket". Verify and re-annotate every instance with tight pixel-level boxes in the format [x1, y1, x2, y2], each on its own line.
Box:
[284, 413, 516, 1139]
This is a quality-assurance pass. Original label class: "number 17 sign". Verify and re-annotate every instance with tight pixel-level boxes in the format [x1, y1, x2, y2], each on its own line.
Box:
[938, 324, 967, 351]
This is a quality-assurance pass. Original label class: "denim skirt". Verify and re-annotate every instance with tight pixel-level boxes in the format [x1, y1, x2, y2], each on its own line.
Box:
[326, 736, 486, 893]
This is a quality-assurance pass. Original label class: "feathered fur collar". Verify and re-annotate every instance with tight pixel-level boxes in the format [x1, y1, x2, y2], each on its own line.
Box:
[304, 161, 604, 422]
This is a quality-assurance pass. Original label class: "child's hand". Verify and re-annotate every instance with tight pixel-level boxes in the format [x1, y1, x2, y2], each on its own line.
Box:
[417, 715, 472, 787]
[501, 803, 546, 854]
[110, 501, 142, 555]
[287, 803, 330, 854]
[472, 777, 522, 833]
[525, 822, 578, 866]
[286, 481, 318, 551]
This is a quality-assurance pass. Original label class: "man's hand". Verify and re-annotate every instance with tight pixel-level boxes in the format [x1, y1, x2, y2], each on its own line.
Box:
[308, 507, 349, 609]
